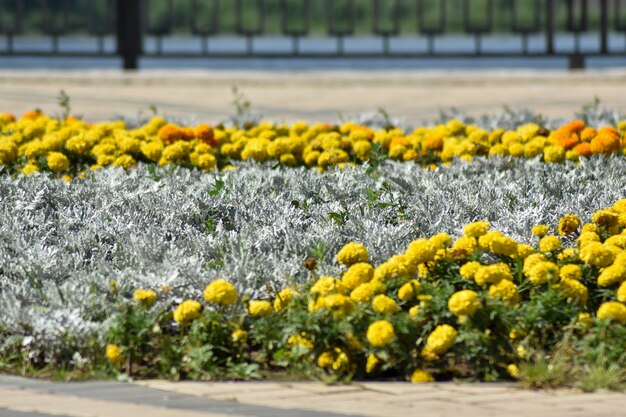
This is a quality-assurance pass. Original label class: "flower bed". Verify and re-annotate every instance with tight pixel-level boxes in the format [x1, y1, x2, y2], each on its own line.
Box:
[1, 110, 626, 389]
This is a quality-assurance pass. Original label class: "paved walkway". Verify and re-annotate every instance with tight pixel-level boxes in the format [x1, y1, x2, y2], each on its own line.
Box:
[0, 374, 624, 417]
[2, 69, 626, 123]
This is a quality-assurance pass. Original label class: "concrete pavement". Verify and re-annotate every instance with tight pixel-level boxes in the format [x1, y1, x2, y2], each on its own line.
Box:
[0, 374, 624, 417]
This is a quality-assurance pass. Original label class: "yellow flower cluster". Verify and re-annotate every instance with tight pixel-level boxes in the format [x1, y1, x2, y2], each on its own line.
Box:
[5, 112, 626, 177]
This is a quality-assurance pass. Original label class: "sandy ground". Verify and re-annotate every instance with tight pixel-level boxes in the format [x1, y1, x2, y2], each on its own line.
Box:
[1, 69, 626, 123]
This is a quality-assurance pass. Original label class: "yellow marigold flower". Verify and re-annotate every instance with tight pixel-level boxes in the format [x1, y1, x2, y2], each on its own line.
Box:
[509, 329, 522, 340]
[279, 153, 297, 166]
[605, 235, 626, 249]
[173, 300, 202, 325]
[317, 351, 334, 369]
[318, 148, 349, 167]
[507, 364, 520, 379]
[429, 233, 452, 250]
[366, 354, 380, 373]
[490, 235, 518, 256]
[311, 294, 354, 317]
[22, 164, 39, 175]
[559, 264, 581, 281]
[46, 151, 70, 173]
[303, 150, 320, 166]
[133, 289, 157, 306]
[405, 239, 436, 265]
[558, 247, 578, 261]
[140, 141, 163, 162]
[409, 305, 420, 317]
[451, 236, 477, 255]
[597, 263, 626, 287]
[341, 263, 374, 290]
[523, 253, 547, 276]
[410, 369, 435, 383]
[366, 320, 396, 347]
[558, 214, 581, 236]
[373, 258, 409, 281]
[398, 280, 421, 302]
[193, 153, 217, 171]
[516, 345, 527, 359]
[105, 344, 123, 365]
[527, 261, 559, 285]
[508, 142, 524, 157]
[463, 221, 490, 238]
[474, 263, 511, 286]
[274, 288, 297, 311]
[287, 333, 314, 350]
[231, 329, 248, 343]
[532, 224, 549, 237]
[618, 281, 626, 303]
[422, 324, 457, 360]
[582, 223, 598, 233]
[372, 294, 400, 314]
[592, 209, 619, 227]
[596, 301, 626, 324]
[204, 279, 237, 305]
[310, 276, 347, 296]
[554, 278, 588, 305]
[577, 312, 593, 327]
[113, 154, 136, 169]
[332, 349, 349, 371]
[580, 242, 615, 267]
[477, 231, 503, 251]
[248, 300, 273, 317]
[241, 138, 270, 162]
[539, 235, 561, 252]
[448, 290, 480, 316]
[350, 281, 386, 302]
[353, 140, 372, 160]
[517, 244, 535, 259]
[543, 145, 566, 163]
[459, 261, 481, 280]
[336, 242, 368, 265]
[488, 279, 520, 304]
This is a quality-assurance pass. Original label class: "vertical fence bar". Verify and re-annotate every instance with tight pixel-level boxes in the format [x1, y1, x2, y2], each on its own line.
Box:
[600, 0, 609, 53]
[546, 0, 555, 54]
[117, 0, 142, 69]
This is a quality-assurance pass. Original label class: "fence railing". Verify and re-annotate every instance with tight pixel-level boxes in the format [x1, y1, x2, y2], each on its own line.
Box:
[0, 0, 625, 69]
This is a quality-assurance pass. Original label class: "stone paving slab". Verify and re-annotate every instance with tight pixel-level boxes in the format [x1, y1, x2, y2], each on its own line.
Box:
[1, 374, 626, 417]
[1, 69, 626, 123]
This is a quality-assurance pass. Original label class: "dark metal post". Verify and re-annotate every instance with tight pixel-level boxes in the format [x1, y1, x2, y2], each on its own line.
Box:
[600, 0, 609, 54]
[546, 0, 554, 54]
[117, 0, 142, 70]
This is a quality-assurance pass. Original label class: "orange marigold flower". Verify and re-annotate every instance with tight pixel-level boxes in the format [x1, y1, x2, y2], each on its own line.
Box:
[2, 113, 15, 122]
[158, 124, 184, 144]
[598, 126, 620, 139]
[195, 124, 217, 146]
[580, 127, 597, 142]
[572, 142, 592, 158]
[564, 120, 585, 134]
[558, 133, 579, 150]
[590, 133, 620, 154]
[423, 135, 444, 151]
[22, 109, 42, 120]
[180, 127, 196, 141]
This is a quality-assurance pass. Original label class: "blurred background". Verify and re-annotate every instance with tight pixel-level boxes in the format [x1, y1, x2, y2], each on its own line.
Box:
[1, 0, 626, 121]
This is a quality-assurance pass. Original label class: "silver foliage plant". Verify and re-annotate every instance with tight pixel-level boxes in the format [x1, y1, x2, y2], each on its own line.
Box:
[1, 155, 626, 361]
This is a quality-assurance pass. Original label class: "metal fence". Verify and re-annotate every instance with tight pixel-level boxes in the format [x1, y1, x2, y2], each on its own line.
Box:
[0, 0, 625, 69]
